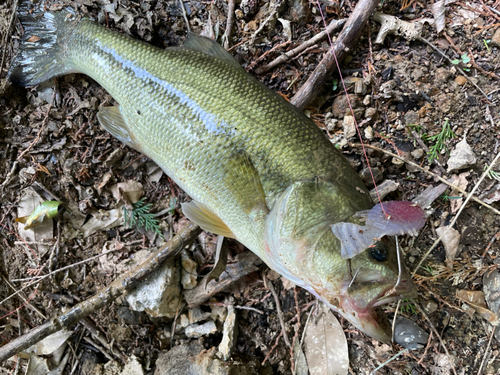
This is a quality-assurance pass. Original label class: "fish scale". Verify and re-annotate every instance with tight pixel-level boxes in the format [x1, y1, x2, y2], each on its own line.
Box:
[10, 3, 420, 342]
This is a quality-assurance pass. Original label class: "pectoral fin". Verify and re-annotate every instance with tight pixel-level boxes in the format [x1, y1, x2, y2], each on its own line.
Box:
[181, 200, 235, 238]
[97, 106, 140, 151]
[223, 151, 269, 222]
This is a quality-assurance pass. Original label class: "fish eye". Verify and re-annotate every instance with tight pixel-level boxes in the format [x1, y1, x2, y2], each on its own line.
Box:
[369, 241, 388, 262]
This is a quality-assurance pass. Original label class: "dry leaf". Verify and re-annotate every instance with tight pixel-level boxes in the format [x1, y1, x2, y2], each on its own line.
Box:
[457, 289, 500, 326]
[435, 225, 460, 269]
[293, 338, 308, 375]
[80, 208, 123, 238]
[373, 12, 430, 44]
[304, 302, 349, 375]
[110, 180, 144, 206]
[450, 172, 469, 214]
[27, 35, 41, 42]
[25, 329, 73, 356]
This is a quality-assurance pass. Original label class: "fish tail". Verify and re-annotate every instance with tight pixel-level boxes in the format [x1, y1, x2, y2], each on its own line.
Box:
[9, 3, 81, 86]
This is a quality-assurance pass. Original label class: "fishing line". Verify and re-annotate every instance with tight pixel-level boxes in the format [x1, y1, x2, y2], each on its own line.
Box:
[314, 3, 387, 216]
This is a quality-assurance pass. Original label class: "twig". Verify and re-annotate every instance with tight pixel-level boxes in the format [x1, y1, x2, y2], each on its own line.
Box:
[223, 0, 236, 49]
[178, 0, 191, 32]
[481, 231, 500, 257]
[262, 331, 283, 366]
[255, 18, 346, 74]
[478, 327, 497, 375]
[0, 273, 46, 320]
[369, 348, 409, 374]
[291, 0, 380, 109]
[0, 222, 201, 362]
[413, 151, 500, 275]
[263, 272, 291, 348]
[414, 301, 458, 375]
[351, 143, 500, 216]
[0, 0, 18, 80]
[418, 37, 491, 101]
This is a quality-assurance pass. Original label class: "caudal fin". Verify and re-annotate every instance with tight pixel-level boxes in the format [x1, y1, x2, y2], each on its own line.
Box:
[9, 2, 80, 87]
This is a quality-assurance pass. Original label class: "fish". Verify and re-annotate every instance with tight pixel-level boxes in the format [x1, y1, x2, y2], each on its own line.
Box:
[10, 2, 425, 342]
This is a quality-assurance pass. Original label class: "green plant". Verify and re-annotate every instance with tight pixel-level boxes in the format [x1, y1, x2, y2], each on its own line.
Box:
[427, 119, 456, 163]
[440, 193, 462, 201]
[332, 79, 339, 91]
[123, 198, 163, 237]
[484, 39, 491, 54]
[420, 265, 434, 275]
[484, 164, 500, 182]
[451, 53, 471, 71]
[400, 299, 417, 314]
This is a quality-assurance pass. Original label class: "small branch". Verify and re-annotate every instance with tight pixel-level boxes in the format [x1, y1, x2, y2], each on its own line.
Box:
[0, 0, 18, 81]
[291, 0, 380, 109]
[263, 272, 291, 348]
[223, 0, 236, 50]
[0, 222, 201, 363]
[255, 18, 346, 75]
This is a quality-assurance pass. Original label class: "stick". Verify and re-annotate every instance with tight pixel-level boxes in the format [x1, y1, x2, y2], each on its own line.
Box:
[0, 222, 201, 363]
[263, 272, 291, 348]
[255, 18, 346, 75]
[291, 0, 380, 109]
[351, 143, 500, 216]
[223, 0, 236, 50]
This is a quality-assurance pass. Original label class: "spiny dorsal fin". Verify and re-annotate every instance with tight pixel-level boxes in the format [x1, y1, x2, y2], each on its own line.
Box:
[183, 32, 244, 71]
[181, 200, 235, 238]
[97, 106, 140, 151]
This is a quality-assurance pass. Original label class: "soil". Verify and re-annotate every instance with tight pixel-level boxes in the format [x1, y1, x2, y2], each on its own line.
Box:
[1, 0, 500, 374]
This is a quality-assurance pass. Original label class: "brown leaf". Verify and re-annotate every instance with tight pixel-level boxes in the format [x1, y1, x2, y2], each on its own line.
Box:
[435, 225, 460, 269]
[27, 35, 41, 42]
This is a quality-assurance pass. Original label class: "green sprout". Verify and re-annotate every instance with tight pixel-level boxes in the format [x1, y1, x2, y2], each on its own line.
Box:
[400, 299, 417, 314]
[484, 39, 491, 54]
[332, 79, 339, 91]
[451, 53, 471, 72]
[420, 265, 434, 275]
[440, 193, 462, 201]
[427, 119, 456, 163]
[484, 165, 500, 182]
[123, 198, 163, 237]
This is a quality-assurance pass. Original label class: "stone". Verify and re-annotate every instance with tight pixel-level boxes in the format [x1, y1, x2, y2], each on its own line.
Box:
[364, 126, 374, 140]
[359, 167, 383, 185]
[218, 306, 237, 361]
[394, 317, 429, 350]
[124, 250, 182, 318]
[181, 250, 198, 290]
[447, 137, 476, 172]
[392, 157, 405, 167]
[120, 356, 144, 375]
[404, 110, 419, 126]
[491, 27, 500, 47]
[411, 148, 424, 160]
[364, 107, 378, 120]
[332, 94, 360, 118]
[188, 308, 211, 324]
[342, 115, 356, 139]
[435, 67, 451, 83]
[185, 320, 218, 338]
[454, 76, 467, 85]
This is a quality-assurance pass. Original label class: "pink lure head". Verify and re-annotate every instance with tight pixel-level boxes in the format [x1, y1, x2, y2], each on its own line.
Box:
[331, 201, 426, 259]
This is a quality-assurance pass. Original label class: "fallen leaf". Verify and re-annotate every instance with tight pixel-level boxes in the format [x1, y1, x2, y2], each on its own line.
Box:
[293, 338, 308, 375]
[110, 180, 144, 206]
[25, 329, 73, 356]
[457, 289, 500, 326]
[304, 302, 348, 375]
[450, 172, 469, 214]
[80, 208, 124, 238]
[278, 18, 292, 40]
[435, 225, 460, 269]
[16, 201, 62, 229]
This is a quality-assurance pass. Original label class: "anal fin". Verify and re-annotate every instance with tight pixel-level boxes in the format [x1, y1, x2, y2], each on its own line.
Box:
[97, 106, 140, 151]
[181, 200, 235, 238]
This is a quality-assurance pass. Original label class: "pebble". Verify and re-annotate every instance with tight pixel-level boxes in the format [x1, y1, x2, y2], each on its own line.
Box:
[218, 305, 237, 361]
[359, 167, 383, 184]
[342, 115, 356, 139]
[363, 94, 371, 106]
[364, 107, 378, 120]
[422, 300, 438, 314]
[364, 126, 374, 140]
[189, 308, 211, 324]
[181, 250, 198, 290]
[392, 156, 405, 167]
[185, 320, 218, 338]
[492, 27, 500, 46]
[411, 148, 424, 160]
[394, 317, 429, 350]
[454, 76, 467, 85]
[435, 67, 452, 82]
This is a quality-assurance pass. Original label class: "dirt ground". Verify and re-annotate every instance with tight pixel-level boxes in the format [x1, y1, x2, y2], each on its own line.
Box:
[1, 0, 500, 374]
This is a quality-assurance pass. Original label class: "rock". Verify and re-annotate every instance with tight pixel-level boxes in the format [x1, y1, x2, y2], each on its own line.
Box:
[404, 110, 419, 126]
[181, 250, 198, 290]
[155, 343, 266, 375]
[411, 68, 424, 81]
[359, 167, 383, 185]
[422, 300, 438, 314]
[447, 137, 476, 172]
[332, 94, 360, 118]
[104, 148, 125, 167]
[392, 156, 405, 167]
[180, 314, 189, 328]
[218, 306, 237, 361]
[411, 148, 424, 160]
[325, 118, 339, 132]
[364, 107, 378, 120]
[454, 76, 467, 85]
[185, 320, 218, 338]
[363, 94, 371, 106]
[364, 126, 374, 140]
[124, 250, 182, 318]
[120, 356, 144, 375]
[342, 115, 357, 139]
[188, 308, 211, 324]
[369, 179, 399, 203]
[435, 67, 451, 82]
[286, 0, 311, 26]
[492, 27, 500, 47]
[394, 317, 429, 350]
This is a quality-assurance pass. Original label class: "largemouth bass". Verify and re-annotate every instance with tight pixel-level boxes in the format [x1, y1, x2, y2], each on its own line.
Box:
[11, 3, 424, 342]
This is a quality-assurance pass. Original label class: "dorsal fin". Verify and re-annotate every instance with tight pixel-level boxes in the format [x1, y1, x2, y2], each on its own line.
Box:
[183, 32, 244, 71]
[181, 200, 235, 238]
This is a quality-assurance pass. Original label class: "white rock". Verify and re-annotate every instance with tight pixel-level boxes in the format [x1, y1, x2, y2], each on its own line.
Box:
[364, 126, 374, 140]
[342, 115, 357, 139]
[185, 321, 218, 338]
[218, 306, 237, 361]
[447, 137, 476, 172]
